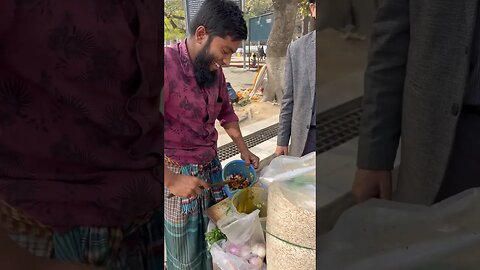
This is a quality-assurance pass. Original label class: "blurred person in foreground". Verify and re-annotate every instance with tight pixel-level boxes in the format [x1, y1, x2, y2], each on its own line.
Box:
[0, 1, 164, 269]
[353, 1, 480, 204]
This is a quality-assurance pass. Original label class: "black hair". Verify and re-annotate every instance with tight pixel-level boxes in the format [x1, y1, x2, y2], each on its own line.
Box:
[189, 0, 248, 41]
[309, 0, 316, 3]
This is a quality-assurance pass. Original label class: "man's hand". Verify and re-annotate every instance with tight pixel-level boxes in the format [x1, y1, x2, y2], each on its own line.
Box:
[165, 169, 210, 199]
[352, 168, 392, 203]
[275, 145, 288, 156]
[222, 122, 259, 169]
[240, 150, 260, 169]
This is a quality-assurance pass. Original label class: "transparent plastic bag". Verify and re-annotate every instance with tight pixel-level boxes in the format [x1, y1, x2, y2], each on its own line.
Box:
[259, 152, 315, 187]
[217, 209, 265, 247]
[211, 209, 266, 270]
[210, 240, 264, 270]
[318, 188, 480, 270]
[275, 173, 316, 212]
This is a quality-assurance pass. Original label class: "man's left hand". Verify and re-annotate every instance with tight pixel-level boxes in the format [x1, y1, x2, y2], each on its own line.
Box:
[240, 150, 259, 169]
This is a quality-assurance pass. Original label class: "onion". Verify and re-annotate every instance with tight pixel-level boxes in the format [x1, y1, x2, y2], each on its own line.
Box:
[251, 243, 266, 258]
[239, 245, 252, 258]
[248, 256, 264, 268]
[225, 242, 241, 257]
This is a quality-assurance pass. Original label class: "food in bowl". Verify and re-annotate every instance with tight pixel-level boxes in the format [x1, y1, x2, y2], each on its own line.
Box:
[226, 174, 250, 190]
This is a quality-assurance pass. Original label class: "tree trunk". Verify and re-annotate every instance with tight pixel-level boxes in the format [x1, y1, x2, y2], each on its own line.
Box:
[263, 0, 299, 102]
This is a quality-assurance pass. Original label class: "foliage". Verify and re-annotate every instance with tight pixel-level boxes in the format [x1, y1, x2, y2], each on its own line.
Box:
[164, 0, 187, 41]
[244, 0, 273, 19]
[298, 0, 312, 17]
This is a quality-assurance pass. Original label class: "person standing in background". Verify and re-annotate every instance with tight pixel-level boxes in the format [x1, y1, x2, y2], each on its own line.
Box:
[276, 0, 317, 157]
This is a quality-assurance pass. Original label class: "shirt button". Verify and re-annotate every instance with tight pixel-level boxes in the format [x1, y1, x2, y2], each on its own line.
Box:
[451, 103, 460, 116]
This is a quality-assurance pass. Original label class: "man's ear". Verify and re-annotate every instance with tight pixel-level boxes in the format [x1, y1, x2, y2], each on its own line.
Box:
[194, 26, 208, 45]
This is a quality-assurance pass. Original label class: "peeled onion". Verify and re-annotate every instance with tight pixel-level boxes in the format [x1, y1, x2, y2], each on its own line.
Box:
[251, 243, 266, 258]
[239, 245, 252, 258]
[248, 256, 264, 268]
[225, 242, 241, 257]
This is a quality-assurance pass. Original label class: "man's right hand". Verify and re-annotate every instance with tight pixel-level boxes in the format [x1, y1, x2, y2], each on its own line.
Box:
[275, 145, 288, 156]
[165, 169, 210, 199]
[351, 168, 392, 203]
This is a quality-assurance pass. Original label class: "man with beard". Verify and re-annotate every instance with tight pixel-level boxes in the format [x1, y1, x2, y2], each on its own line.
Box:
[276, 0, 316, 157]
[164, 0, 259, 269]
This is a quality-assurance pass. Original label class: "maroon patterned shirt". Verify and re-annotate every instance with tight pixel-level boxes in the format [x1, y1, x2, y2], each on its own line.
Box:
[0, 0, 163, 230]
[164, 41, 239, 165]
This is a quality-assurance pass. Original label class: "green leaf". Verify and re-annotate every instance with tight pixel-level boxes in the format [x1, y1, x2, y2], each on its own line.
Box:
[205, 228, 227, 250]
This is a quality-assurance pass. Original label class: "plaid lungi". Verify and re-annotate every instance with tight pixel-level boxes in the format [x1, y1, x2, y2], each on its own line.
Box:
[0, 199, 164, 269]
[164, 156, 226, 270]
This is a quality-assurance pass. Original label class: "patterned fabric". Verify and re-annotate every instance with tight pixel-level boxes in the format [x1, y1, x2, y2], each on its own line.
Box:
[7, 210, 164, 270]
[0, 198, 52, 238]
[0, 0, 163, 230]
[164, 40, 239, 166]
[9, 232, 53, 258]
[164, 157, 226, 270]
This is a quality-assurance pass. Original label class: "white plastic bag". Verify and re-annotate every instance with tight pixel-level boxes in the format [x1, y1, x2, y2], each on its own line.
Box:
[210, 240, 260, 270]
[211, 209, 266, 270]
[217, 209, 265, 247]
[318, 188, 480, 270]
[259, 152, 315, 187]
[275, 174, 316, 212]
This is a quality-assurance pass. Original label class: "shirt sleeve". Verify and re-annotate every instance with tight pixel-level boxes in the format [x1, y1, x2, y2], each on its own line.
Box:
[217, 70, 239, 126]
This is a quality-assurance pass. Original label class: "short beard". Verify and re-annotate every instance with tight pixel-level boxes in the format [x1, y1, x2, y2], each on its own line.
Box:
[193, 38, 217, 88]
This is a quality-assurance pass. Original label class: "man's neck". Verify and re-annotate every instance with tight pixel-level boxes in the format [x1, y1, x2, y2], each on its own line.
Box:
[186, 38, 198, 63]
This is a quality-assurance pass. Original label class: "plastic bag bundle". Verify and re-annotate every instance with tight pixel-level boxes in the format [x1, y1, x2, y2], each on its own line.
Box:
[211, 210, 267, 270]
[259, 152, 315, 187]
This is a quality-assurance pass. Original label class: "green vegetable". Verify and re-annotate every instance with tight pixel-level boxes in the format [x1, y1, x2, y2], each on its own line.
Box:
[205, 228, 227, 249]
[238, 98, 251, 107]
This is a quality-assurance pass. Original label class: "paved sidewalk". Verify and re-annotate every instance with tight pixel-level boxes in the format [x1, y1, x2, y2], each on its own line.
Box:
[218, 65, 281, 167]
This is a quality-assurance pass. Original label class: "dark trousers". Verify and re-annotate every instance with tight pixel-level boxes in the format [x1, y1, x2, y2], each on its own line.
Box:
[302, 126, 316, 156]
[435, 110, 480, 202]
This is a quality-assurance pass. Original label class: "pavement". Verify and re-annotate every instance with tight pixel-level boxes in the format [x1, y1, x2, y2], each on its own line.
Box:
[316, 28, 403, 233]
[218, 63, 280, 167]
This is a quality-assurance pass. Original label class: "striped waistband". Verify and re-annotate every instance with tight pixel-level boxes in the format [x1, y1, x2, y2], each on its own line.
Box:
[164, 156, 220, 171]
[0, 199, 52, 238]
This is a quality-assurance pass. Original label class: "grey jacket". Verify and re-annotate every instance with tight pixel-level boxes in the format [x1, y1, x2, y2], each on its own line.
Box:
[277, 31, 316, 157]
[358, 0, 479, 204]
